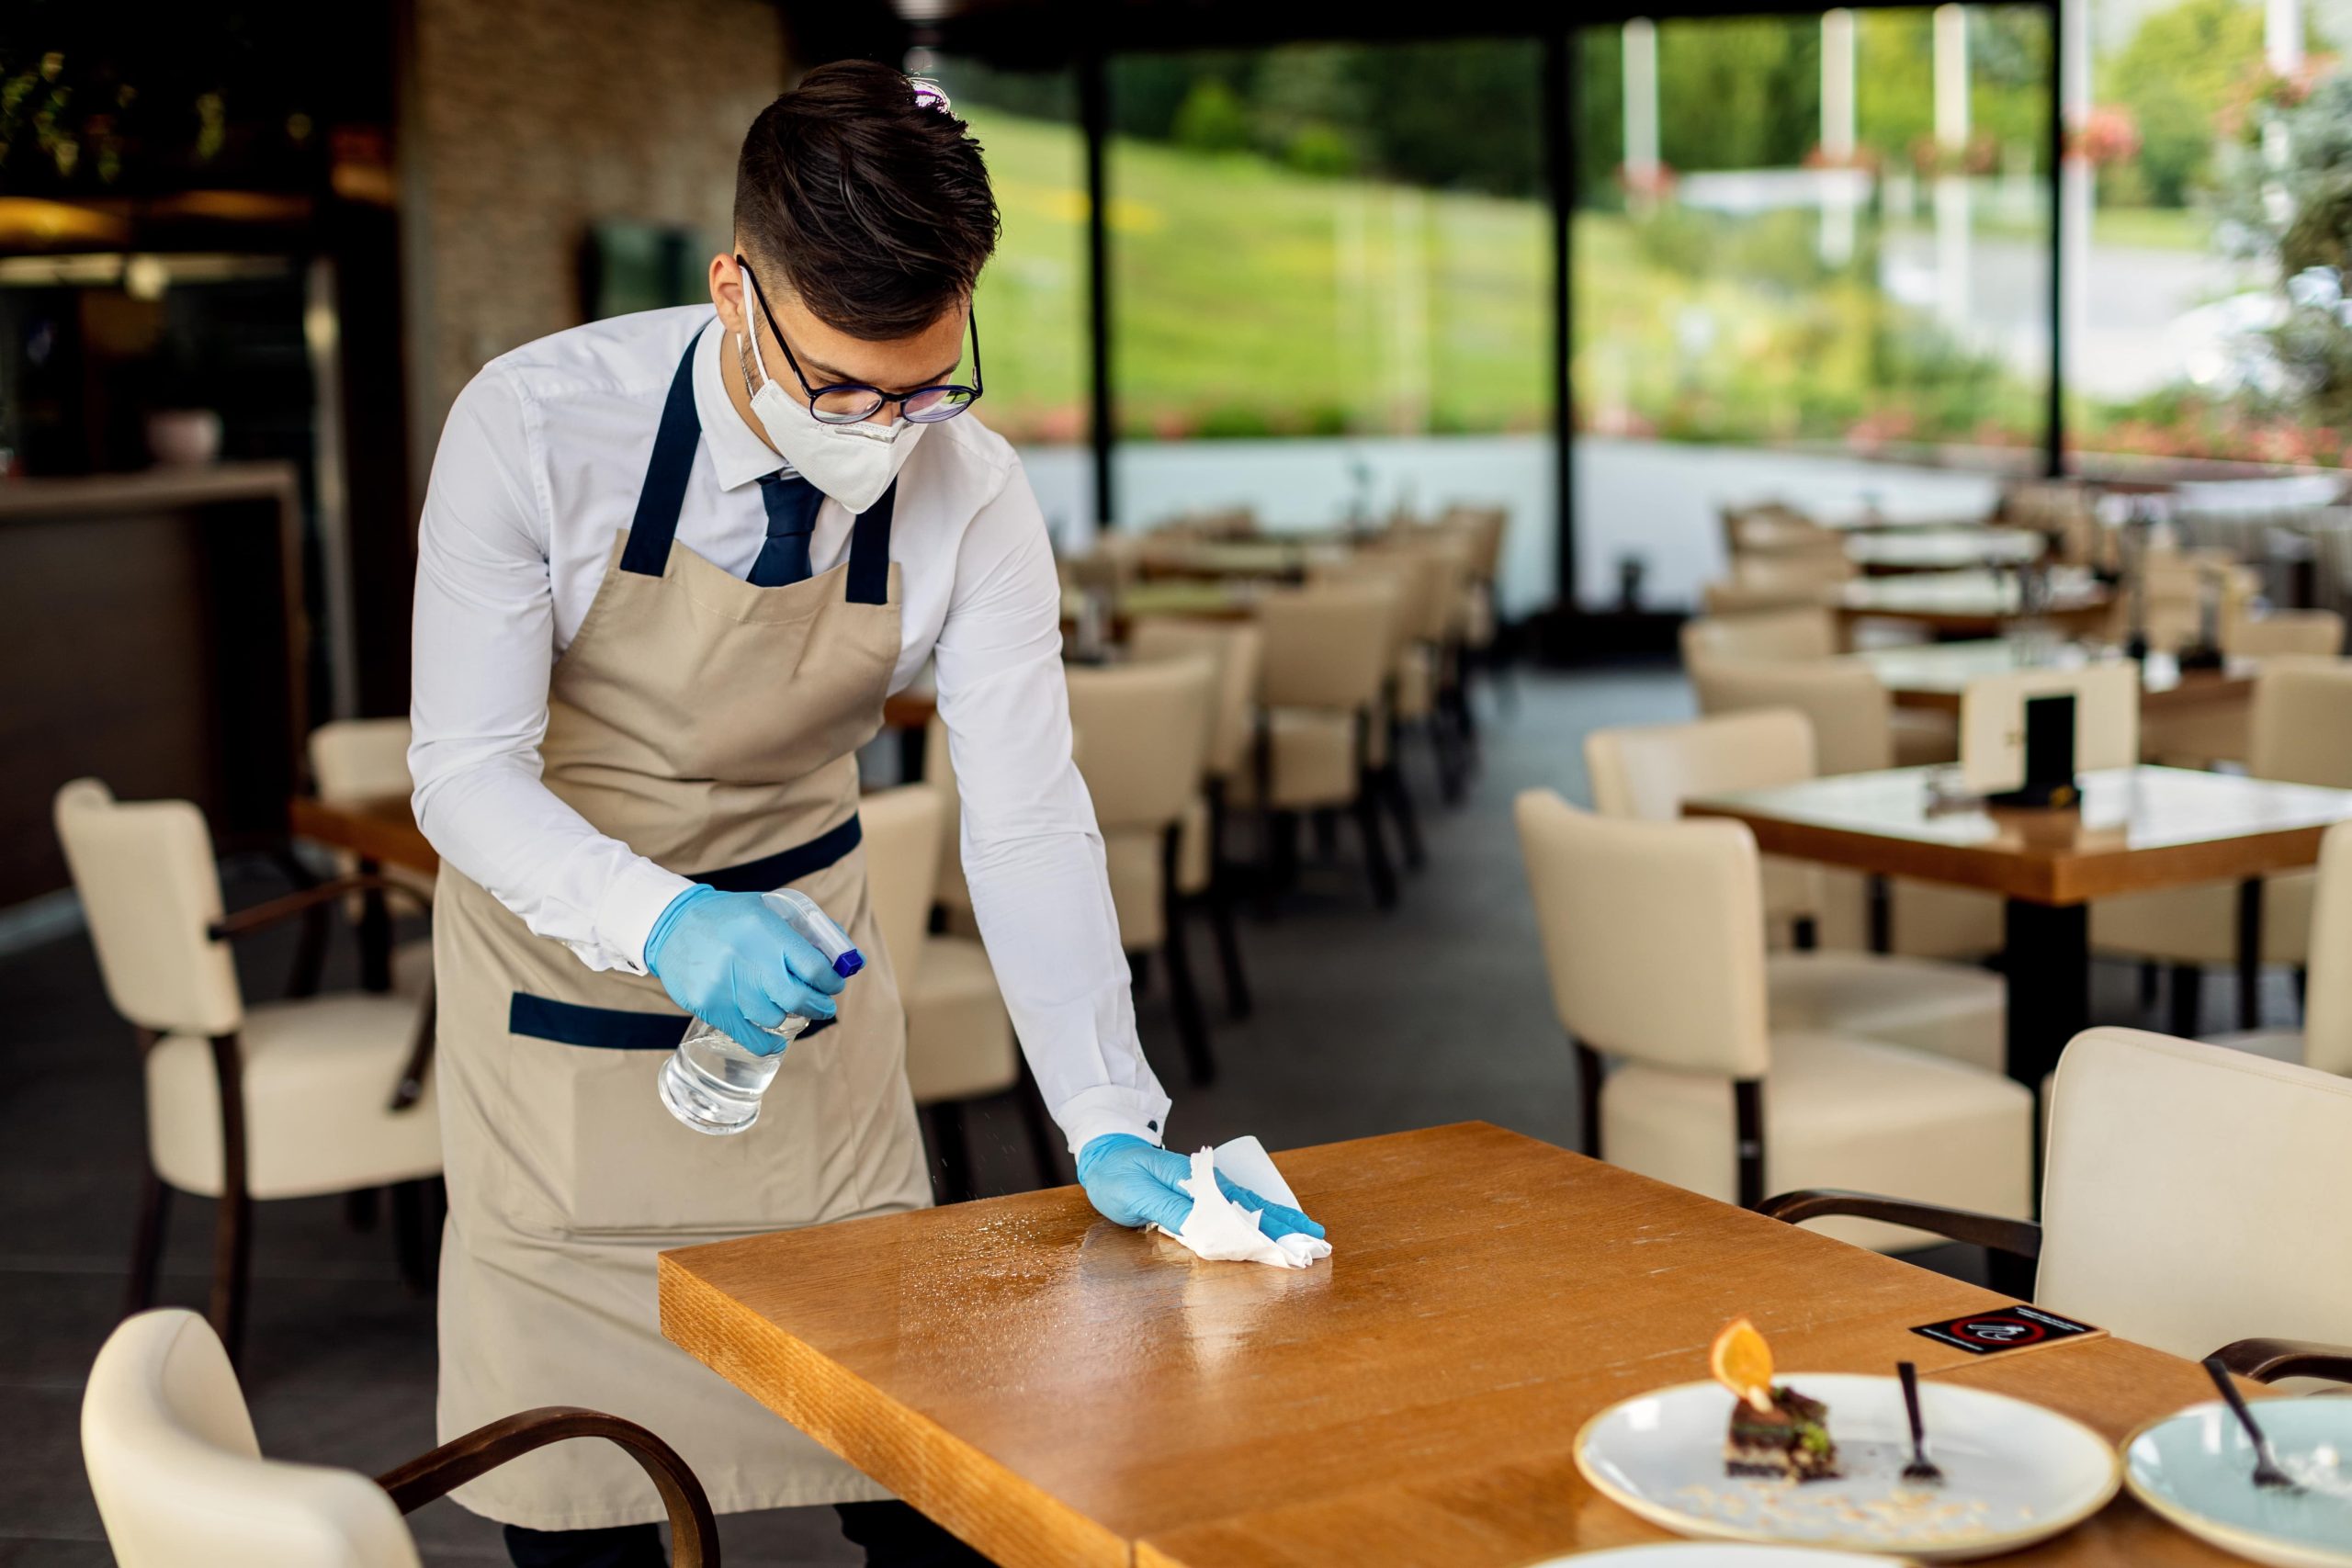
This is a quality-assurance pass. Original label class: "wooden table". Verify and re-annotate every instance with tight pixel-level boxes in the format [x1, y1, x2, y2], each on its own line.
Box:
[1838, 570, 2112, 640]
[661, 1122, 2258, 1568]
[1845, 526, 2045, 575]
[1688, 766, 2352, 1087]
[1854, 641, 2257, 719]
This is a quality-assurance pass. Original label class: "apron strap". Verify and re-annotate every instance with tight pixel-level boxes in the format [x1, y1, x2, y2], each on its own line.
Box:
[618, 325, 708, 577]
[844, 479, 897, 606]
[508, 992, 833, 1049]
[688, 811, 862, 894]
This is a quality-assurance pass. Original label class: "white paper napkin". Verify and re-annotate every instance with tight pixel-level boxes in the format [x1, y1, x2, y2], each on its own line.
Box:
[1151, 1135, 1332, 1269]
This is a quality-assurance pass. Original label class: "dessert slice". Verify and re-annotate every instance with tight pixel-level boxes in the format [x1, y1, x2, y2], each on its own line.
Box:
[1710, 1317, 1842, 1483]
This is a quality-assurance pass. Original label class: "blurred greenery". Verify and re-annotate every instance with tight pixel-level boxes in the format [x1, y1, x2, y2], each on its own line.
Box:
[2098, 0, 2270, 206]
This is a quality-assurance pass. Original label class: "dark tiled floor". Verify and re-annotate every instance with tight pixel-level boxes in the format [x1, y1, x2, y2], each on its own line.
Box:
[1, 668, 2293, 1565]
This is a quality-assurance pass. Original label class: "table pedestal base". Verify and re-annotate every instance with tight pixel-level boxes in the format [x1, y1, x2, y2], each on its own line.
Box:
[2002, 898, 2087, 1091]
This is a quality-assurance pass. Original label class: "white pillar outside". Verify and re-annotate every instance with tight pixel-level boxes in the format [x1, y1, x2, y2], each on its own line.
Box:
[1623, 19, 1661, 212]
[2061, 0, 2090, 428]
[1821, 8, 1859, 265]
[2264, 0, 2302, 208]
[1933, 3, 1973, 333]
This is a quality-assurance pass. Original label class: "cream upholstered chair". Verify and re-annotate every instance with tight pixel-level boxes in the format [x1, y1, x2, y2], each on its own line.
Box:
[2095, 659, 2352, 1032]
[84, 1308, 718, 1568]
[54, 780, 441, 1360]
[1067, 658, 1221, 1087]
[1702, 577, 1832, 617]
[2226, 608, 2346, 658]
[1309, 552, 1432, 865]
[1686, 659, 1999, 961]
[1679, 607, 1838, 667]
[1127, 618, 1261, 1016]
[1238, 583, 1404, 910]
[860, 784, 1058, 1200]
[2187, 819, 2352, 1071]
[1514, 790, 2033, 1252]
[305, 718, 433, 999]
[1369, 534, 1477, 802]
[1586, 711, 2007, 1074]
[1765, 1029, 2352, 1385]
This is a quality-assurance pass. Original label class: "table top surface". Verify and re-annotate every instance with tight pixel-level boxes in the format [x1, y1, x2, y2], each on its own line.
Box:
[1687, 764, 2352, 903]
[1838, 569, 2111, 618]
[1845, 527, 2046, 570]
[1854, 640, 2257, 713]
[658, 1122, 2259, 1568]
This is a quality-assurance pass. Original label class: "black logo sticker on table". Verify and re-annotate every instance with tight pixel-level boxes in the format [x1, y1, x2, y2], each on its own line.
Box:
[1910, 1304, 2103, 1356]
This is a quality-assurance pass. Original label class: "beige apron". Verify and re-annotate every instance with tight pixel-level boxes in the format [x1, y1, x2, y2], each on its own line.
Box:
[432, 330, 932, 1529]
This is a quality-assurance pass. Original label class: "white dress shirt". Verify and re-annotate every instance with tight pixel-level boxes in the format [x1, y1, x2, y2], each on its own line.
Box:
[410, 305, 1169, 1153]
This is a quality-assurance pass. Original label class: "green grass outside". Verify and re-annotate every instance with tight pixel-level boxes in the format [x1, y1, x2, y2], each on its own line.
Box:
[963, 106, 2211, 451]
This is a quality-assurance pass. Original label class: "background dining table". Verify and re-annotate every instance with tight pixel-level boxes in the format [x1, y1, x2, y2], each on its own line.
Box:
[659, 1122, 2263, 1568]
[1686, 765, 2352, 1088]
[1851, 641, 2256, 718]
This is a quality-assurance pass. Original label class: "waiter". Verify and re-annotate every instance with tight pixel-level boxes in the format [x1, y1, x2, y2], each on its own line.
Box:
[413, 60, 1322, 1568]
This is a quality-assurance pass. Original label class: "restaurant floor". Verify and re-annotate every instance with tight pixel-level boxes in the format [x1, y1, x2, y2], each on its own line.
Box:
[0, 667, 2301, 1566]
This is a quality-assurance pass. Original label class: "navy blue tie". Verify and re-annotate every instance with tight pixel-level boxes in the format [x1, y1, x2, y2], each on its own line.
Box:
[749, 470, 820, 587]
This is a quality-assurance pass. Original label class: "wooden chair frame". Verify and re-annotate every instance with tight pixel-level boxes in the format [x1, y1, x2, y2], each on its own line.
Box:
[129, 873, 437, 1365]
[1573, 1040, 1769, 1210]
[1758, 1188, 2352, 1381]
[376, 1405, 720, 1565]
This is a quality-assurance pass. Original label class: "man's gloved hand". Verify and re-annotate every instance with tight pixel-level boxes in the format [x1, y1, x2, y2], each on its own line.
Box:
[643, 886, 844, 1056]
[1076, 1134, 1326, 1241]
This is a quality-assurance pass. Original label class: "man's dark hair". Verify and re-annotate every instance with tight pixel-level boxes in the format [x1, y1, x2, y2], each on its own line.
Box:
[734, 60, 1001, 340]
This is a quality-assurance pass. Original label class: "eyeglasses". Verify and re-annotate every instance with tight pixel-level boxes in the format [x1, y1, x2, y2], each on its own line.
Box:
[737, 256, 983, 425]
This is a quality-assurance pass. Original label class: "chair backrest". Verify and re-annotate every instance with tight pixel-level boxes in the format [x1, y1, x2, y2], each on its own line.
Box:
[1309, 554, 1423, 661]
[2225, 608, 2345, 660]
[1586, 709, 1817, 822]
[1065, 658, 1217, 831]
[2040, 1028, 2352, 1363]
[1679, 608, 1838, 668]
[1127, 619, 1263, 782]
[1514, 790, 1770, 1077]
[2249, 657, 2352, 787]
[1256, 584, 1396, 711]
[54, 779, 243, 1037]
[1733, 549, 1853, 590]
[308, 718, 413, 801]
[85, 1309, 421, 1568]
[855, 784, 945, 999]
[1688, 659, 1893, 775]
[1702, 578, 1831, 617]
[1958, 662, 2141, 794]
[2301, 820, 2352, 1077]
[1373, 537, 1474, 643]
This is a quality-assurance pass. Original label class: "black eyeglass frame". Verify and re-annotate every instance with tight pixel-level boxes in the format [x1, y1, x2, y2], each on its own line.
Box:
[737, 256, 983, 425]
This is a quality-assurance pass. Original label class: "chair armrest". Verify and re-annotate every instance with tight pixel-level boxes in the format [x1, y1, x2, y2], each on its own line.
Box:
[2211, 1337, 2352, 1385]
[1758, 1189, 2044, 1259]
[208, 874, 431, 942]
[377, 1406, 718, 1566]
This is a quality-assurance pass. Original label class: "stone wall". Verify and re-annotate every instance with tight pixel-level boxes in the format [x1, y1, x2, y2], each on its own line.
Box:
[402, 0, 786, 463]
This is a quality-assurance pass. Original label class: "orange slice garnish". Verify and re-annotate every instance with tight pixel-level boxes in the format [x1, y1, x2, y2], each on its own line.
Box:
[1710, 1317, 1777, 1413]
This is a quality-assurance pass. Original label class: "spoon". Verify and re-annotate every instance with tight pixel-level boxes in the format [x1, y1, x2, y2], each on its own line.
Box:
[1898, 1360, 1944, 1486]
[2202, 1355, 2301, 1492]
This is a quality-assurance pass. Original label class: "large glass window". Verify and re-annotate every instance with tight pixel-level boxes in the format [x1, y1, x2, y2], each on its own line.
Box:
[1099, 42, 1552, 603]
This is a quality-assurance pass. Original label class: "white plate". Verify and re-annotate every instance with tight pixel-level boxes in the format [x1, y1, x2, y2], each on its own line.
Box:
[1531, 1548, 1918, 1566]
[1574, 1373, 2120, 1561]
[2125, 1401, 2352, 1567]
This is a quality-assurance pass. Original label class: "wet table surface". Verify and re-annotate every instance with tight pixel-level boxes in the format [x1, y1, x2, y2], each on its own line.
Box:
[659, 1122, 2262, 1568]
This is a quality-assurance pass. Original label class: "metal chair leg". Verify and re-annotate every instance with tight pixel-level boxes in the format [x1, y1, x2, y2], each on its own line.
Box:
[924, 1103, 975, 1204]
[1204, 788, 1252, 1020]
[125, 1168, 171, 1317]
[1352, 780, 1398, 910]
[2169, 964, 2204, 1039]
[1162, 827, 1216, 1087]
[1381, 763, 1427, 871]
[392, 1179, 436, 1294]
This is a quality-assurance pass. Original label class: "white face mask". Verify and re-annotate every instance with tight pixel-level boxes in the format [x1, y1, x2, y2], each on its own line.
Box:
[739, 328, 924, 514]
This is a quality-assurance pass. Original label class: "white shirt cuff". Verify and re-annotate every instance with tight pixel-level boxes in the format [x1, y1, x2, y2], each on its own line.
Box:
[578, 859, 696, 976]
[1053, 1085, 1175, 1158]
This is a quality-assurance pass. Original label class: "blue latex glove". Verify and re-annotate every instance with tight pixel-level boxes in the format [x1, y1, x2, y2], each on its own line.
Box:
[643, 885, 845, 1056]
[1076, 1134, 1326, 1242]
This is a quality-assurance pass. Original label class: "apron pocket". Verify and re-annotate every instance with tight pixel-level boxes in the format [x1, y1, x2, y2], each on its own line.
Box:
[508, 991, 820, 1237]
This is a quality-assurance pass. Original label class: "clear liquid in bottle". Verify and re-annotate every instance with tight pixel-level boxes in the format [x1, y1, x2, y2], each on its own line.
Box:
[657, 889, 862, 1136]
